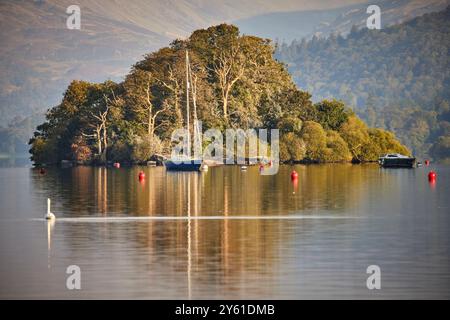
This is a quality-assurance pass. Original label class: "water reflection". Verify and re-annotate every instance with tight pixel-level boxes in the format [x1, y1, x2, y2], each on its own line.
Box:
[46, 219, 55, 269]
[31, 164, 379, 219]
[31, 165, 367, 297]
[0, 156, 30, 168]
[0, 164, 448, 298]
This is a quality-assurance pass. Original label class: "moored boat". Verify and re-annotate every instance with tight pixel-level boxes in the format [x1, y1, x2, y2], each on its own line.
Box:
[379, 153, 416, 168]
[164, 159, 202, 171]
[164, 50, 203, 172]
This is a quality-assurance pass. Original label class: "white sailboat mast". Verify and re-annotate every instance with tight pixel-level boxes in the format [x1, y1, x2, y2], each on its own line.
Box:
[185, 50, 190, 156]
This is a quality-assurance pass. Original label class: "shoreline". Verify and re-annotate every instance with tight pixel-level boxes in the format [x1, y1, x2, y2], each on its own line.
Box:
[32, 160, 381, 168]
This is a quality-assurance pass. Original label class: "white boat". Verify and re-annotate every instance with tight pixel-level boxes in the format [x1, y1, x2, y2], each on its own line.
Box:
[379, 153, 416, 168]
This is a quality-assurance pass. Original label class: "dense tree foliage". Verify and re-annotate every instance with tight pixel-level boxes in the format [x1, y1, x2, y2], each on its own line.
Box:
[29, 24, 408, 165]
[276, 7, 450, 161]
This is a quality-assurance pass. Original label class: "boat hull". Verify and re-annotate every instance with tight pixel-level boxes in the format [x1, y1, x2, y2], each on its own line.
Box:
[164, 160, 202, 171]
[379, 157, 416, 168]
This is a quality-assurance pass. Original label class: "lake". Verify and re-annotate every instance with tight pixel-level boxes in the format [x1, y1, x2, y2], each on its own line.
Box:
[0, 163, 449, 299]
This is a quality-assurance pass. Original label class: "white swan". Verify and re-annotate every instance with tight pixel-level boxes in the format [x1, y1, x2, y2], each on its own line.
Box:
[45, 198, 55, 220]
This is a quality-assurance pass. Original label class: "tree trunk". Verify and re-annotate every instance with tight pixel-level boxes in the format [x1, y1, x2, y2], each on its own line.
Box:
[174, 88, 183, 128]
[102, 126, 107, 161]
[223, 93, 228, 120]
[148, 109, 152, 136]
[96, 128, 102, 155]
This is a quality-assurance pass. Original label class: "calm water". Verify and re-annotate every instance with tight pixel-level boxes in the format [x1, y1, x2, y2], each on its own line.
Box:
[0, 164, 449, 299]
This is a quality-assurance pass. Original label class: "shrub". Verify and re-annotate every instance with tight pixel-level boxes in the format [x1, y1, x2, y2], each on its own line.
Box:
[323, 130, 352, 162]
[300, 121, 327, 162]
[280, 132, 306, 163]
[131, 134, 163, 163]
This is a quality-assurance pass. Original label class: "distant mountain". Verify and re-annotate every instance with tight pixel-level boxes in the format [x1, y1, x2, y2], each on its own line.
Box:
[235, 5, 355, 43]
[312, 0, 450, 37]
[2, 0, 441, 128]
[236, 0, 450, 42]
[1, 0, 449, 158]
[0, 0, 369, 126]
[276, 7, 450, 158]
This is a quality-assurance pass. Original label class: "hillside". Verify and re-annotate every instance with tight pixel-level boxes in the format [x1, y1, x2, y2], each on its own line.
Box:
[2, 0, 443, 128]
[236, 0, 449, 42]
[311, 0, 450, 37]
[276, 6, 450, 159]
[1, 0, 448, 160]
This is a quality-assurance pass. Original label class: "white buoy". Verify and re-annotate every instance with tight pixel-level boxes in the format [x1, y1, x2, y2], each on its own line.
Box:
[241, 166, 247, 171]
[45, 198, 55, 220]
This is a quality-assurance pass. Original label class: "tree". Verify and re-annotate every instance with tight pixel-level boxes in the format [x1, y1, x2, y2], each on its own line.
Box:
[133, 47, 186, 133]
[429, 135, 450, 162]
[280, 132, 305, 163]
[313, 99, 352, 131]
[189, 24, 295, 127]
[300, 121, 327, 162]
[29, 136, 57, 165]
[365, 93, 377, 127]
[124, 69, 170, 137]
[80, 82, 122, 162]
[362, 128, 411, 161]
[131, 134, 163, 163]
[190, 24, 244, 121]
[29, 80, 93, 163]
[324, 130, 352, 162]
[70, 135, 92, 163]
[278, 116, 302, 134]
[339, 116, 370, 161]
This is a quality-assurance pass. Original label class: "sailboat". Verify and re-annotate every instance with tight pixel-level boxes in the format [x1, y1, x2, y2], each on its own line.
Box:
[165, 50, 203, 171]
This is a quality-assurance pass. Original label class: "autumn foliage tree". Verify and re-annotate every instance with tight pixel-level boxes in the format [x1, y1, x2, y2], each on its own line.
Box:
[29, 24, 409, 165]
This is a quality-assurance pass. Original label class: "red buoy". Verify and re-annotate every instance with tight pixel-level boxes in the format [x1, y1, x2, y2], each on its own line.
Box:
[113, 162, 120, 168]
[428, 171, 437, 181]
[259, 164, 264, 171]
[138, 171, 145, 180]
[425, 160, 430, 166]
[39, 168, 46, 175]
[291, 170, 298, 180]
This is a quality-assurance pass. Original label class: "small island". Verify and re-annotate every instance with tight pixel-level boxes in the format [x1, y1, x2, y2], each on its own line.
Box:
[29, 24, 410, 166]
